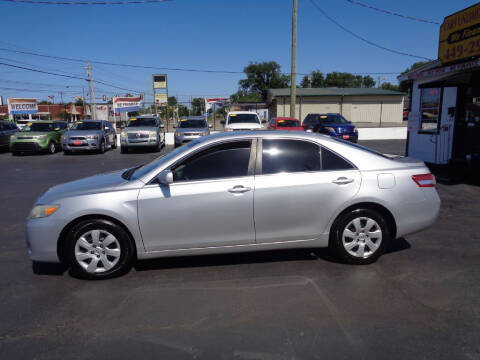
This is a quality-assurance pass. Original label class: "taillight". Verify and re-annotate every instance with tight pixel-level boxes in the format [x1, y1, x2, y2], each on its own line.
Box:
[412, 174, 436, 187]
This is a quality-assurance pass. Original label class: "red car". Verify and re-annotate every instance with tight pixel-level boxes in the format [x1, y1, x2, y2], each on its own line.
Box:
[268, 117, 304, 131]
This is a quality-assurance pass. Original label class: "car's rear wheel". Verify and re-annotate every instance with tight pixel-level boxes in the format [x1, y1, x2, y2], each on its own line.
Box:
[48, 141, 56, 154]
[330, 208, 389, 265]
[99, 140, 105, 154]
[66, 219, 135, 279]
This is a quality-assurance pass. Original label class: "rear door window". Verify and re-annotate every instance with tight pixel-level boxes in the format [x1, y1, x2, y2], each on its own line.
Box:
[321, 147, 354, 170]
[261, 139, 320, 174]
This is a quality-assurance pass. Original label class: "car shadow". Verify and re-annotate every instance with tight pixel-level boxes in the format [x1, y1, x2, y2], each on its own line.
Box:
[135, 248, 320, 272]
[32, 261, 68, 276]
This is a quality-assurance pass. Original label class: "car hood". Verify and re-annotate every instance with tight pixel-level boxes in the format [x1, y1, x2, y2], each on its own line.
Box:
[176, 127, 207, 133]
[15, 131, 53, 137]
[124, 127, 156, 132]
[226, 123, 262, 129]
[66, 130, 102, 137]
[38, 169, 131, 203]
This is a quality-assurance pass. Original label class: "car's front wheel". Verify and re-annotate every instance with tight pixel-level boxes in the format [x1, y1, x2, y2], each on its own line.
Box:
[66, 219, 135, 279]
[330, 208, 389, 265]
[48, 141, 56, 154]
[99, 140, 105, 154]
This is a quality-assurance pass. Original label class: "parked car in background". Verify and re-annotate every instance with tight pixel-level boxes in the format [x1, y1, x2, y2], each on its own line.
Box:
[120, 115, 165, 153]
[174, 116, 211, 147]
[26, 131, 440, 279]
[10, 121, 66, 155]
[303, 113, 358, 143]
[268, 117, 304, 131]
[222, 111, 265, 131]
[0, 121, 19, 150]
[63, 120, 116, 154]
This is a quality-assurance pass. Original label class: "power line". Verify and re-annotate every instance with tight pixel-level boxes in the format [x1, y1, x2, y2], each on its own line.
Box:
[0, 61, 142, 93]
[0, 0, 170, 5]
[345, 0, 440, 25]
[308, 0, 433, 61]
[0, 47, 402, 76]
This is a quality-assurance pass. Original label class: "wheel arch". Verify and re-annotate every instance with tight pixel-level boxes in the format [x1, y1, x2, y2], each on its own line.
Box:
[57, 214, 137, 264]
[329, 202, 397, 242]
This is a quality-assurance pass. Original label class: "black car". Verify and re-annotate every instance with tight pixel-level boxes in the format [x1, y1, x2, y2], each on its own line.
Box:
[0, 121, 19, 149]
[302, 113, 358, 143]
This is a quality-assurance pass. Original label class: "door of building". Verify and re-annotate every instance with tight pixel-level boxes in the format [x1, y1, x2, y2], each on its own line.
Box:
[437, 87, 457, 164]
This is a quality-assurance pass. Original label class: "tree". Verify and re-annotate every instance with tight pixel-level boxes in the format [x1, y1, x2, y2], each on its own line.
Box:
[38, 100, 53, 105]
[230, 90, 262, 103]
[323, 72, 374, 88]
[399, 61, 429, 92]
[191, 97, 204, 116]
[300, 71, 325, 88]
[380, 82, 400, 91]
[168, 96, 177, 106]
[362, 76, 375, 88]
[237, 61, 290, 101]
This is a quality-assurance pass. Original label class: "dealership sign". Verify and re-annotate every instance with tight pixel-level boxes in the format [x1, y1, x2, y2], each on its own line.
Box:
[439, 3, 480, 64]
[155, 93, 168, 106]
[113, 95, 142, 113]
[205, 98, 228, 112]
[7, 98, 38, 115]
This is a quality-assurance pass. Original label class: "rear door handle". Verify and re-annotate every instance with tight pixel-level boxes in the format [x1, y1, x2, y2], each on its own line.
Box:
[333, 177, 354, 185]
[228, 185, 252, 194]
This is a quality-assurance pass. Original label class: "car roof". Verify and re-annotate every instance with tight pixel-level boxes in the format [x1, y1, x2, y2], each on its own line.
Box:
[227, 111, 258, 115]
[274, 117, 299, 121]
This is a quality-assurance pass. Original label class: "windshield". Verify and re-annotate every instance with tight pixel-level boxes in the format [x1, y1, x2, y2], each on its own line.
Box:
[227, 114, 259, 124]
[127, 118, 157, 127]
[71, 122, 101, 130]
[319, 115, 349, 124]
[277, 119, 300, 127]
[25, 123, 54, 132]
[131, 139, 201, 180]
[178, 119, 207, 128]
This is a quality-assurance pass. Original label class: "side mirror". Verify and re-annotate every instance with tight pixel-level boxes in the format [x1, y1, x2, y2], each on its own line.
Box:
[156, 170, 173, 185]
[220, 120, 225, 125]
[209, 124, 213, 128]
[160, 124, 165, 128]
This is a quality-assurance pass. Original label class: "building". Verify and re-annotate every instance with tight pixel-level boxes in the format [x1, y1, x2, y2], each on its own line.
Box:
[267, 88, 406, 124]
[399, 3, 480, 168]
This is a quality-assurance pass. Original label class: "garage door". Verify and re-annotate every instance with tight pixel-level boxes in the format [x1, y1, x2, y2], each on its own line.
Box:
[351, 103, 381, 123]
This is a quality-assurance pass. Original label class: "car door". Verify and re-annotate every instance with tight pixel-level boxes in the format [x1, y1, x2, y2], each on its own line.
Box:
[137, 139, 257, 252]
[253, 138, 361, 244]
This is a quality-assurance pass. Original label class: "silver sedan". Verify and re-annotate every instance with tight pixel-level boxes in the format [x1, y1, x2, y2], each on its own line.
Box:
[26, 131, 440, 279]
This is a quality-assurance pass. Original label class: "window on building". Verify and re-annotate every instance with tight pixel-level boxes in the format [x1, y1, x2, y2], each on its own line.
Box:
[420, 88, 441, 131]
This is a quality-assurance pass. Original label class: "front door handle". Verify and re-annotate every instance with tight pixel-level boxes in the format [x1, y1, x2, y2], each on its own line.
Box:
[333, 177, 354, 185]
[228, 185, 252, 194]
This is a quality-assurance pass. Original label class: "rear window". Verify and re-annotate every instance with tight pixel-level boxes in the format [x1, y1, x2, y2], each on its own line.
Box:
[227, 114, 259, 124]
[277, 119, 300, 127]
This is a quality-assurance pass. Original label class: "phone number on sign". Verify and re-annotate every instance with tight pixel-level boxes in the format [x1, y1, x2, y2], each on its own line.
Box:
[444, 39, 480, 60]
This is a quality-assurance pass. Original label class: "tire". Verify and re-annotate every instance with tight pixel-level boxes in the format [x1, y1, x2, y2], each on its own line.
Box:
[99, 140, 105, 154]
[120, 146, 128, 154]
[66, 219, 135, 280]
[111, 137, 117, 149]
[161, 133, 166, 148]
[48, 141, 56, 154]
[155, 139, 161, 152]
[330, 208, 389, 265]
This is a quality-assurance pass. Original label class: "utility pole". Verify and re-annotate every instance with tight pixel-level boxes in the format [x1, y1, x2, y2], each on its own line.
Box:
[290, 0, 298, 119]
[377, 76, 382, 88]
[86, 61, 97, 119]
[59, 91, 65, 121]
[82, 86, 86, 119]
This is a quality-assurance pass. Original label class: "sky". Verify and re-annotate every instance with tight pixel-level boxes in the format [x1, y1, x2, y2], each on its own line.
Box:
[0, 0, 477, 105]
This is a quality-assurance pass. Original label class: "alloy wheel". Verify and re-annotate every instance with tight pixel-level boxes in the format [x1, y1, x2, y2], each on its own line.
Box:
[74, 229, 121, 273]
[342, 217, 382, 258]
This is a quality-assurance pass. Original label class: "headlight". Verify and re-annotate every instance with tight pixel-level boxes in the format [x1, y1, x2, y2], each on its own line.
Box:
[306, 129, 313, 133]
[353, 127, 358, 132]
[225, 128, 233, 132]
[29, 204, 60, 219]
[324, 127, 335, 133]
[61, 135, 66, 141]
[10, 135, 16, 141]
[175, 131, 182, 137]
[87, 135, 99, 140]
[120, 131, 127, 137]
[149, 131, 157, 137]
[35, 135, 47, 140]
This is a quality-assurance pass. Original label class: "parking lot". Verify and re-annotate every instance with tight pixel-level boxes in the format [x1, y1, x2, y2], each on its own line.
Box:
[0, 140, 479, 360]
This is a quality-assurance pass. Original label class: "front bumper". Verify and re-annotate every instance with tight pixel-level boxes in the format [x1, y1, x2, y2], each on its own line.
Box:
[63, 139, 99, 151]
[11, 141, 47, 153]
[121, 137, 158, 147]
[26, 217, 65, 263]
[174, 134, 202, 145]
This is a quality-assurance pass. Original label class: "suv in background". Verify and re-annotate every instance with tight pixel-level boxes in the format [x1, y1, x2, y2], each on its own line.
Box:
[174, 116, 211, 147]
[120, 115, 165, 153]
[0, 121, 19, 150]
[222, 111, 265, 131]
[303, 113, 358, 143]
[63, 120, 116, 154]
[10, 121, 66, 155]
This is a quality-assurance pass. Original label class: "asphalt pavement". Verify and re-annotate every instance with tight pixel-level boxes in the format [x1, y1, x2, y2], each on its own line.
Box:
[0, 140, 479, 360]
